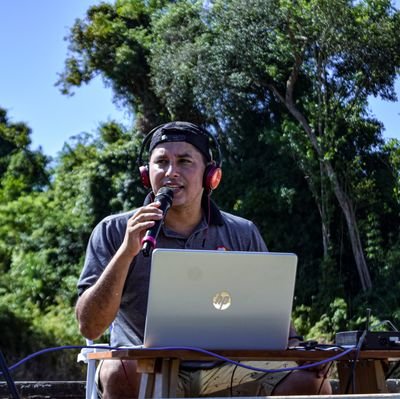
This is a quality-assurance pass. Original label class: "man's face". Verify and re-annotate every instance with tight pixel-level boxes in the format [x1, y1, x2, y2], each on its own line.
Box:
[149, 141, 206, 209]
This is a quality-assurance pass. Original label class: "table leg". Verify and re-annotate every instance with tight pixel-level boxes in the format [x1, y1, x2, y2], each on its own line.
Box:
[137, 358, 180, 398]
[168, 359, 180, 397]
[337, 359, 388, 394]
[154, 359, 169, 398]
[137, 359, 157, 399]
[154, 359, 180, 398]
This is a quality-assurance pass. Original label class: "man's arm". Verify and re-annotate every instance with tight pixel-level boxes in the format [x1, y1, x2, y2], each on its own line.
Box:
[76, 202, 163, 340]
[76, 246, 134, 339]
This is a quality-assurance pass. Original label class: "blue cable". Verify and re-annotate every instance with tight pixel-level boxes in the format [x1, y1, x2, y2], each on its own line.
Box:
[2, 345, 118, 373]
[1, 344, 354, 375]
[138, 345, 354, 372]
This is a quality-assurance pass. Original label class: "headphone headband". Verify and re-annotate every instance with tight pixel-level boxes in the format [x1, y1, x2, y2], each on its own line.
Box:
[137, 122, 222, 168]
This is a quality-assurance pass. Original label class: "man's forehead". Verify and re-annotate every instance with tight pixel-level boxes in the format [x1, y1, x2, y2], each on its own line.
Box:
[150, 141, 201, 156]
[148, 123, 212, 162]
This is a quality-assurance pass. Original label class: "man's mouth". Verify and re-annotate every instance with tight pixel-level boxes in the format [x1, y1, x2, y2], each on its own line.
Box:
[164, 184, 183, 192]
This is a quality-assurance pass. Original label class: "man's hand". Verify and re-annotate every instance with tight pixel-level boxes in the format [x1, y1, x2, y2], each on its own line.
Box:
[120, 201, 164, 257]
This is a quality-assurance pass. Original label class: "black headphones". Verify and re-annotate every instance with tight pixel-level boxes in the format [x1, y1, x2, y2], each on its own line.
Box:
[137, 122, 222, 193]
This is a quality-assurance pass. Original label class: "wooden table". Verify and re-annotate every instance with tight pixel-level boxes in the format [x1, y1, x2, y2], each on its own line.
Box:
[88, 348, 400, 398]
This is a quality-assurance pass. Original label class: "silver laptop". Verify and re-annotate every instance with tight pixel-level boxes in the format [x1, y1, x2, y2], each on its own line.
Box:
[143, 249, 297, 350]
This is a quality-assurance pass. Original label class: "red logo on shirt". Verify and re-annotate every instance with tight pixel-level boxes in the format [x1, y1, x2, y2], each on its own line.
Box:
[216, 246, 228, 251]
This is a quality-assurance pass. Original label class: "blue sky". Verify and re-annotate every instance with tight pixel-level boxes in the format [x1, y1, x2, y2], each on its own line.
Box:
[0, 1, 131, 158]
[1, 1, 399, 158]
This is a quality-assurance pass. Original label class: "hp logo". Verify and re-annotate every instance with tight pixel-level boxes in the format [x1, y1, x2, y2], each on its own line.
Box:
[212, 291, 232, 310]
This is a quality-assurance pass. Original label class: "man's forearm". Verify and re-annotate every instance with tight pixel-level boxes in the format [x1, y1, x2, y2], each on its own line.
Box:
[76, 249, 134, 339]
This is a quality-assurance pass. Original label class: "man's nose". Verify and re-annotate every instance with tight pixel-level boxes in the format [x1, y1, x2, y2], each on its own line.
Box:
[165, 161, 179, 176]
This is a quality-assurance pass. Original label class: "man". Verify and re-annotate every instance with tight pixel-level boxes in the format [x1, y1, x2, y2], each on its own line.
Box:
[76, 121, 331, 398]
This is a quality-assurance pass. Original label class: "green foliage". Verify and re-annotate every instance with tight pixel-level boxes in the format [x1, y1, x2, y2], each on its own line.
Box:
[308, 298, 349, 342]
[293, 298, 348, 342]
[150, 0, 400, 292]
[0, 109, 143, 378]
[385, 138, 400, 203]
[0, 111, 50, 201]
[293, 297, 387, 343]
[0, 298, 85, 380]
[57, 0, 169, 131]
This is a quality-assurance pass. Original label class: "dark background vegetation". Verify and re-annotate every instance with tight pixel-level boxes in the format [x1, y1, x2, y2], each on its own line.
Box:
[1, 0, 400, 379]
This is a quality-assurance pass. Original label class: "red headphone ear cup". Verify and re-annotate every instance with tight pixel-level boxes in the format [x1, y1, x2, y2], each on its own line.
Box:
[139, 165, 150, 188]
[204, 164, 222, 192]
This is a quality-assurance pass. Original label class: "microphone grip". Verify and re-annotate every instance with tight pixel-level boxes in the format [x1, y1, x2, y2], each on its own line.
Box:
[140, 187, 174, 257]
[141, 219, 163, 257]
[142, 237, 156, 257]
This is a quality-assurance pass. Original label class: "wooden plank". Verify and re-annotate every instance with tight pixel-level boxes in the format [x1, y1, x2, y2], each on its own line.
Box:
[168, 359, 180, 398]
[87, 348, 400, 397]
[168, 396, 400, 398]
[137, 358, 157, 374]
[337, 360, 388, 394]
[88, 348, 400, 362]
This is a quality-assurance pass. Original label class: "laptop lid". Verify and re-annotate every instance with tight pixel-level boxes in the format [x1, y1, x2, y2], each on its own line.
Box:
[144, 249, 297, 350]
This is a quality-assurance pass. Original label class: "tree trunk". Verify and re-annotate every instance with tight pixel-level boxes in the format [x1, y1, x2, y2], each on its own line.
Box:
[319, 163, 331, 258]
[299, 163, 331, 258]
[322, 160, 372, 290]
[269, 84, 372, 291]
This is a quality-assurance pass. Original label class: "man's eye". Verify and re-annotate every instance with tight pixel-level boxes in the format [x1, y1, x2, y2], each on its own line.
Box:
[156, 159, 168, 165]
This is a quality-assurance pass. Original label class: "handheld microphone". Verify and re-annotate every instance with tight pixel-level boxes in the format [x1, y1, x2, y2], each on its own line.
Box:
[141, 187, 174, 257]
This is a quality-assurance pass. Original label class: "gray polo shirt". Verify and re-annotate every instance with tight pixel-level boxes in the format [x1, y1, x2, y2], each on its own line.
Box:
[77, 196, 268, 347]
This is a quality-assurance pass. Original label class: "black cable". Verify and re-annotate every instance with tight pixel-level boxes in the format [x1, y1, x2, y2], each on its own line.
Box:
[344, 329, 367, 394]
[229, 362, 240, 396]
[270, 369, 294, 395]
[293, 341, 344, 351]
[0, 351, 20, 399]
[386, 360, 400, 380]
[343, 309, 371, 394]
[317, 361, 333, 394]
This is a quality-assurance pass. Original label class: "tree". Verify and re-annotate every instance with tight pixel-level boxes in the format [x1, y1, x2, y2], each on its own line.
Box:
[57, 0, 171, 133]
[150, 0, 400, 291]
[0, 108, 50, 271]
[0, 115, 146, 378]
[56, 0, 400, 316]
[0, 108, 49, 198]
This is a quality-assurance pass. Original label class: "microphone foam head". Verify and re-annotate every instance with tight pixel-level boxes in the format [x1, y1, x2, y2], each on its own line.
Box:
[155, 186, 174, 203]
